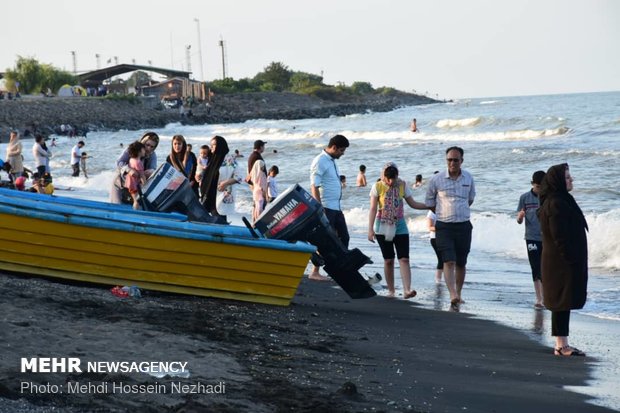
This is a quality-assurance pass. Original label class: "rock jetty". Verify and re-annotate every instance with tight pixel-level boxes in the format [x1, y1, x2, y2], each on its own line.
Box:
[0, 91, 438, 139]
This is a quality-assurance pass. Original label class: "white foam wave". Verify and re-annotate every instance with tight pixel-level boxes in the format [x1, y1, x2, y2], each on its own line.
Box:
[403, 127, 569, 143]
[587, 210, 620, 271]
[436, 117, 482, 128]
[480, 100, 501, 105]
[343, 209, 620, 272]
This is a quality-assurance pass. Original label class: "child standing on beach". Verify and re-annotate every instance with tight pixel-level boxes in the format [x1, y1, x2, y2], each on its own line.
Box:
[80, 152, 92, 179]
[124, 141, 147, 210]
[267, 165, 279, 203]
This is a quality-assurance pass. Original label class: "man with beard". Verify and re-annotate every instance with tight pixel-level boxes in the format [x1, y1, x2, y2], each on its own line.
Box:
[308, 134, 350, 281]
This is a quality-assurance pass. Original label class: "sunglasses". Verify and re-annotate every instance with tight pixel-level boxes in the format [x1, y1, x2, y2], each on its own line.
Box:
[145, 143, 156, 149]
[446, 158, 461, 163]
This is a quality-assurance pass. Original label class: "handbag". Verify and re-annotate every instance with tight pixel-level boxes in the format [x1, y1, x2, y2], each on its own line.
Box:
[377, 220, 397, 242]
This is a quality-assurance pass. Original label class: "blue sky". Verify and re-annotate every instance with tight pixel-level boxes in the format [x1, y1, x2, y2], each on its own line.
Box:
[2, 0, 618, 99]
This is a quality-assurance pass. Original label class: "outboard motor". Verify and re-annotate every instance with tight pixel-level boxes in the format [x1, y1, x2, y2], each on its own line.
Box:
[254, 184, 376, 299]
[141, 163, 224, 224]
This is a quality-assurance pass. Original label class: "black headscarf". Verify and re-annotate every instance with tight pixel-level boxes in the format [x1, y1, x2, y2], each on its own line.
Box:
[200, 135, 229, 213]
[539, 163, 588, 231]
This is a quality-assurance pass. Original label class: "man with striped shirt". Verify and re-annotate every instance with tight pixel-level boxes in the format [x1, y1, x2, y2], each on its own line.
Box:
[425, 146, 476, 308]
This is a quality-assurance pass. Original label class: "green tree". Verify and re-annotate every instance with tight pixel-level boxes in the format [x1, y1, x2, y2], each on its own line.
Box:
[5, 56, 43, 93]
[289, 71, 324, 93]
[253, 62, 292, 92]
[208, 77, 258, 93]
[350, 81, 374, 95]
[127, 71, 151, 88]
[5, 56, 76, 94]
[40, 64, 76, 93]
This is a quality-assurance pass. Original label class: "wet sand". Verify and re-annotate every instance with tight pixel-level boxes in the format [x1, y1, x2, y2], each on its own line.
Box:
[0, 271, 614, 412]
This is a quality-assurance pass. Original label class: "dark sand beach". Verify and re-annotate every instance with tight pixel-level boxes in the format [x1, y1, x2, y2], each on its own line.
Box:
[0, 271, 614, 413]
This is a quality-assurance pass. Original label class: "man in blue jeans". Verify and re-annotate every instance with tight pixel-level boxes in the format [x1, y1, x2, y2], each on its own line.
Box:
[308, 134, 350, 281]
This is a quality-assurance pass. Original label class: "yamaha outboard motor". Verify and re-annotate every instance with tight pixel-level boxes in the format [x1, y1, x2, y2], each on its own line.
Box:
[254, 184, 376, 299]
[141, 163, 224, 224]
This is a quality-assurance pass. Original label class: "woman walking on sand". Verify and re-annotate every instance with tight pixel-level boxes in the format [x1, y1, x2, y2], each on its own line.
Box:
[538, 163, 588, 356]
[368, 162, 428, 299]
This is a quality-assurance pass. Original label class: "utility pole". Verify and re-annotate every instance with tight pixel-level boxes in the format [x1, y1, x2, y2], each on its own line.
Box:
[194, 18, 204, 80]
[170, 32, 174, 68]
[219, 37, 228, 79]
[71, 51, 77, 75]
[185, 45, 192, 73]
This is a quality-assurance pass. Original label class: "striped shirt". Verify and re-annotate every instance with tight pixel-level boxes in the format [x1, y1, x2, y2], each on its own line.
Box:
[425, 169, 475, 223]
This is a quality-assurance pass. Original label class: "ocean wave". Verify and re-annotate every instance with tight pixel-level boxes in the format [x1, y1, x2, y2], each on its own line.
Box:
[479, 100, 501, 105]
[505, 126, 570, 139]
[403, 126, 570, 143]
[587, 210, 620, 271]
[436, 117, 482, 128]
[342, 209, 620, 273]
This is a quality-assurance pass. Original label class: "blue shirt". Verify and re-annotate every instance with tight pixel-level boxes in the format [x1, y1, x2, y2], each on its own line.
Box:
[310, 150, 342, 210]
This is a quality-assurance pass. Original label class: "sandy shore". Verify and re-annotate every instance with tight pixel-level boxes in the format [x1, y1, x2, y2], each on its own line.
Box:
[0, 271, 614, 413]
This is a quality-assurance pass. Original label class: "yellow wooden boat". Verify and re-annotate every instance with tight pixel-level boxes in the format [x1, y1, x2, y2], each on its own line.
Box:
[0, 188, 315, 306]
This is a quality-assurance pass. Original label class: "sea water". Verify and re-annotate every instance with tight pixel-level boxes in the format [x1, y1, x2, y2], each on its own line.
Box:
[4, 91, 619, 409]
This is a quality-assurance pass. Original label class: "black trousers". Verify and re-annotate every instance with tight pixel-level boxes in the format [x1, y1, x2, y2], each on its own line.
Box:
[551, 310, 570, 337]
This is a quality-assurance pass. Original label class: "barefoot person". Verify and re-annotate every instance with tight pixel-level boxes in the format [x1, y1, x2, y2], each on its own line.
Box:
[425, 146, 476, 308]
[516, 170, 546, 309]
[308, 135, 350, 281]
[368, 163, 428, 298]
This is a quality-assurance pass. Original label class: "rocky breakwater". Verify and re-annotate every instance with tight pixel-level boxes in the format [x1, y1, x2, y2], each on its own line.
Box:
[0, 91, 439, 139]
[0, 96, 178, 139]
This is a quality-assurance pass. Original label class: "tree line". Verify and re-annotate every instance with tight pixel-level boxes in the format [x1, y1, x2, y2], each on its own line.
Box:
[208, 61, 399, 98]
[3, 58, 400, 99]
[3, 57, 77, 95]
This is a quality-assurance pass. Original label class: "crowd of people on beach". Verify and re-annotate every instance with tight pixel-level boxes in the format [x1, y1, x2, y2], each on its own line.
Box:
[107, 133, 281, 227]
[304, 133, 588, 357]
[2, 130, 56, 194]
[1, 125, 589, 357]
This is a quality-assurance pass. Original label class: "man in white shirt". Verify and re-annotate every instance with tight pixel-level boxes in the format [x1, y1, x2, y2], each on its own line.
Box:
[425, 146, 476, 308]
[308, 134, 350, 281]
[71, 141, 85, 177]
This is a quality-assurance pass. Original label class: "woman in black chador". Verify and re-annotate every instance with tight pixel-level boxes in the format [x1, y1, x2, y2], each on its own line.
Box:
[538, 163, 588, 356]
[200, 135, 229, 217]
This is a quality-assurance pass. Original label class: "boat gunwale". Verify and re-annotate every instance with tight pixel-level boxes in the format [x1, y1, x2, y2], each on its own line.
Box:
[0, 193, 315, 254]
